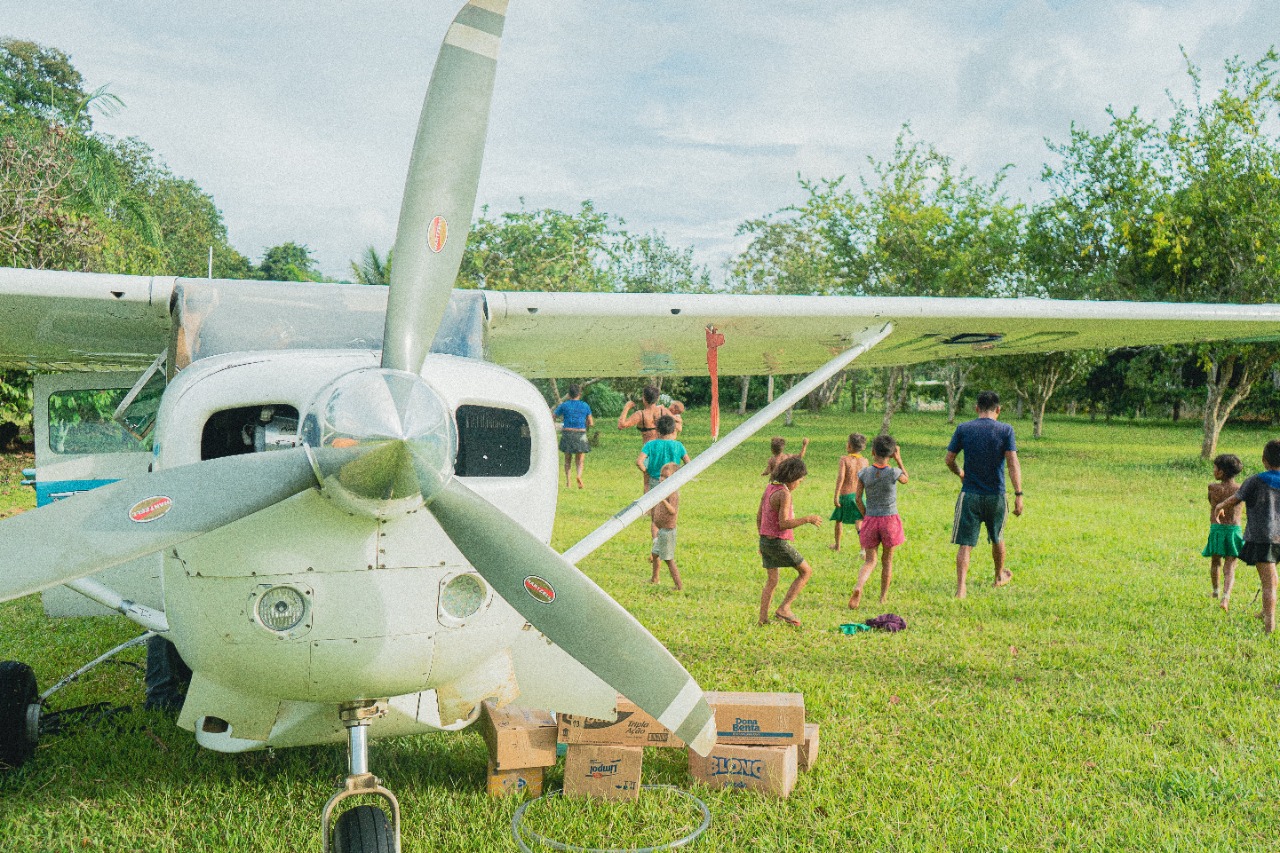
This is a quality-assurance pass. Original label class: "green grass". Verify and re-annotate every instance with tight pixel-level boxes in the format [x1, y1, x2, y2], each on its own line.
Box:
[3, 412, 1280, 851]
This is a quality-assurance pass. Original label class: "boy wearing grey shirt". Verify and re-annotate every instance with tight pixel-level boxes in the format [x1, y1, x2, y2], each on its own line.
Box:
[1214, 438, 1280, 634]
[850, 434, 909, 609]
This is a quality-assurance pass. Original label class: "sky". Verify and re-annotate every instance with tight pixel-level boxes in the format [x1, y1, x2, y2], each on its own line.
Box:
[2, 1, 1276, 282]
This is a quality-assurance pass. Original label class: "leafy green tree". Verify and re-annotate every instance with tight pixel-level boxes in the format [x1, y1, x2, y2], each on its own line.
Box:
[727, 213, 836, 294]
[350, 245, 392, 285]
[459, 201, 619, 292]
[258, 241, 322, 282]
[0, 39, 89, 128]
[612, 231, 712, 293]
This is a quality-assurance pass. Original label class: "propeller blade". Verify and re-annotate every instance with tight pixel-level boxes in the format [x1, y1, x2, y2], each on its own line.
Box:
[426, 478, 717, 755]
[0, 448, 319, 603]
[382, 0, 508, 374]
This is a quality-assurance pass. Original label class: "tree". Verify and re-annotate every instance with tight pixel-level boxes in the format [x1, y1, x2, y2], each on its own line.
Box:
[612, 231, 712, 293]
[1036, 51, 1280, 456]
[727, 213, 836, 294]
[0, 39, 89, 129]
[778, 127, 1023, 428]
[989, 352, 1098, 438]
[350, 245, 392, 285]
[459, 201, 619, 292]
[0, 121, 101, 270]
[258, 242, 321, 282]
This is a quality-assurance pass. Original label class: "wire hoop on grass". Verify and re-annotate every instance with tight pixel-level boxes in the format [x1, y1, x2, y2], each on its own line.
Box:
[510, 785, 711, 853]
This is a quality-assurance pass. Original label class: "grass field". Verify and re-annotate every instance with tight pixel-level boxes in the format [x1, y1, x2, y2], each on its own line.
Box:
[2, 410, 1279, 852]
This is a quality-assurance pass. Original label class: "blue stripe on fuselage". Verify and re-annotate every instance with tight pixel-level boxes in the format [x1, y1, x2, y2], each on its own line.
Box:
[36, 478, 120, 507]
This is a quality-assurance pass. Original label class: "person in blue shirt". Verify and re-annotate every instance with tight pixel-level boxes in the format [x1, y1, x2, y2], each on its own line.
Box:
[944, 390, 1024, 599]
[552, 384, 594, 488]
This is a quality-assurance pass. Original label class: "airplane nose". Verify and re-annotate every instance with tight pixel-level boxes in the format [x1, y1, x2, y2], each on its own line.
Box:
[301, 367, 456, 517]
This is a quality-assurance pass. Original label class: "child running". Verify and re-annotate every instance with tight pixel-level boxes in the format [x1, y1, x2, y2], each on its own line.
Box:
[830, 433, 869, 551]
[849, 434, 908, 609]
[637, 415, 689, 539]
[762, 436, 810, 478]
[1204, 453, 1244, 610]
[757, 456, 822, 628]
[649, 463, 683, 590]
[1214, 439, 1280, 634]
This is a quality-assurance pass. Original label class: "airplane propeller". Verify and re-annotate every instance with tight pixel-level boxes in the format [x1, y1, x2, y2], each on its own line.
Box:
[0, 0, 718, 756]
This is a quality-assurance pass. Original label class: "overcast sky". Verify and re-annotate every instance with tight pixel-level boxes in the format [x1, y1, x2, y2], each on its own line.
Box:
[2, 2, 1275, 281]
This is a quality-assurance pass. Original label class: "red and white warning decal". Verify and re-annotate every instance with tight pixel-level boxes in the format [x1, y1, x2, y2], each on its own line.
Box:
[428, 216, 448, 253]
[523, 575, 556, 604]
[129, 496, 173, 523]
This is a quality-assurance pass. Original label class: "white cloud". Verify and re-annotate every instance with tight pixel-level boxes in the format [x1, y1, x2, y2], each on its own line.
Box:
[1, 1, 1274, 280]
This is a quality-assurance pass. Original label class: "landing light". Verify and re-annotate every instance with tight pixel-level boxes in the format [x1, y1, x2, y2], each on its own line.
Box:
[256, 586, 308, 633]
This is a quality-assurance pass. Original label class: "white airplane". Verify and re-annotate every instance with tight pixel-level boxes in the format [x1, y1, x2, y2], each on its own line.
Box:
[2, 2, 1280, 851]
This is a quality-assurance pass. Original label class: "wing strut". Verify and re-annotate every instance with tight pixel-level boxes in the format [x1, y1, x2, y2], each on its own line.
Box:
[562, 323, 894, 565]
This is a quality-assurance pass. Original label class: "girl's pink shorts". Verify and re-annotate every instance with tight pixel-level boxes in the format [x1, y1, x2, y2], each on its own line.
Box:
[860, 514, 905, 549]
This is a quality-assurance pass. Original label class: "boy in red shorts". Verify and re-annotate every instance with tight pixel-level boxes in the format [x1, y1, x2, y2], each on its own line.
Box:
[850, 434, 909, 609]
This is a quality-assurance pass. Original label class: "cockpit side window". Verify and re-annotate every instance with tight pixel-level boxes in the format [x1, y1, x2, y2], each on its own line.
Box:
[454, 405, 531, 477]
[48, 389, 149, 454]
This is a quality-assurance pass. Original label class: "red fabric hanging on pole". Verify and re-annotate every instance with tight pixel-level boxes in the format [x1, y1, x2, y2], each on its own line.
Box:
[706, 325, 725, 440]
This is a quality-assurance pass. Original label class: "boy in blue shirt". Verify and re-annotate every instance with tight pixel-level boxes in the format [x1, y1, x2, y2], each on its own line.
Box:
[552, 384, 594, 488]
[945, 390, 1024, 599]
[637, 415, 690, 539]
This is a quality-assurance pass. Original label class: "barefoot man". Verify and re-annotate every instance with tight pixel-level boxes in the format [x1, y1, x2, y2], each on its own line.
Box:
[944, 390, 1024, 598]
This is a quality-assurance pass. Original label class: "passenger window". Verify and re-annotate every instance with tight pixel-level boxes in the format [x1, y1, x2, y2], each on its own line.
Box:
[48, 389, 150, 454]
[455, 405, 531, 477]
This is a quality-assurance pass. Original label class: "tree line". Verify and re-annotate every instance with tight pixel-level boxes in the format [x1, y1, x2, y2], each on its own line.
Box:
[2, 38, 1279, 457]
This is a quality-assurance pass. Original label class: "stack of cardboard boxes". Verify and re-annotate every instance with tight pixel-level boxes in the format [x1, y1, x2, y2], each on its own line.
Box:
[479, 701, 559, 797]
[686, 692, 817, 798]
[481, 692, 820, 800]
[557, 696, 680, 800]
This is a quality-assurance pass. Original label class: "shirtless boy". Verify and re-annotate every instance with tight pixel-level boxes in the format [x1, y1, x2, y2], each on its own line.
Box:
[830, 433, 869, 551]
[763, 436, 810, 479]
[1204, 453, 1244, 610]
[649, 463, 683, 590]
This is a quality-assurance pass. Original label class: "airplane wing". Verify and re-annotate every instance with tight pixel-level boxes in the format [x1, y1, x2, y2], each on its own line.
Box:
[3, 267, 1280, 376]
[0, 269, 175, 370]
[483, 291, 1280, 378]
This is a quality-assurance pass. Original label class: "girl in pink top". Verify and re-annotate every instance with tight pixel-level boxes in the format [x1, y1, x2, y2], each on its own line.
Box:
[756, 456, 822, 628]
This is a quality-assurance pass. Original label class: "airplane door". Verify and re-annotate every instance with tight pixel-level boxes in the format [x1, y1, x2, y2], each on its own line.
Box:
[33, 371, 163, 615]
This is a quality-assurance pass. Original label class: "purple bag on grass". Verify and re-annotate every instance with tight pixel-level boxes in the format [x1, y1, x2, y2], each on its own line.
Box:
[865, 613, 907, 632]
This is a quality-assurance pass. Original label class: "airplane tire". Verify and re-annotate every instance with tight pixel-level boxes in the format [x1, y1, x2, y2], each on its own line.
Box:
[0, 660, 38, 770]
[332, 805, 394, 853]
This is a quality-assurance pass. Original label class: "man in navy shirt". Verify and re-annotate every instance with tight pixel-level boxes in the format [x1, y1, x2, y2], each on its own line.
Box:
[944, 390, 1024, 598]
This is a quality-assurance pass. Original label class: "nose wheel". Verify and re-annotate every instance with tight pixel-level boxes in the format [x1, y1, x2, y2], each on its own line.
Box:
[322, 701, 401, 853]
[0, 661, 39, 770]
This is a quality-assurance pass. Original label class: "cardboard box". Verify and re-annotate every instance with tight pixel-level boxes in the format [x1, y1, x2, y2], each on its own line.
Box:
[799, 722, 819, 771]
[479, 701, 558, 771]
[561, 744, 642, 801]
[485, 760, 543, 797]
[688, 743, 798, 798]
[704, 692, 805, 746]
[558, 696, 683, 748]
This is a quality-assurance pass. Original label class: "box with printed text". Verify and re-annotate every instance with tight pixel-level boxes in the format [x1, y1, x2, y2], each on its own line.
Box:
[485, 760, 544, 798]
[562, 744, 643, 801]
[558, 696, 683, 748]
[704, 692, 805, 746]
[687, 743, 798, 798]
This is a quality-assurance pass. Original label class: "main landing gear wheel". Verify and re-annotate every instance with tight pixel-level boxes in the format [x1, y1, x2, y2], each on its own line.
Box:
[333, 805, 394, 853]
[0, 660, 38, 770]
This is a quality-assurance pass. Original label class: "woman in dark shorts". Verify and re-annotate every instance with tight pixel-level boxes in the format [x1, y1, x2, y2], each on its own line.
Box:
[756, 456, 822, 628]
[552, 384, 593, 488]
[617, 384, 669, 491]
